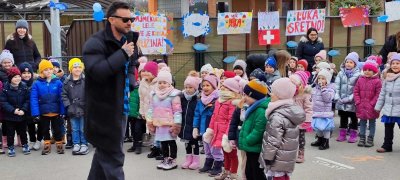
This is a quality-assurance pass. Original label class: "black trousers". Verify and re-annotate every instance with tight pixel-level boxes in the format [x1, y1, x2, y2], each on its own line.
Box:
[161, 140, 177, 159]
[382, 123, 400, 151]
[40, 116, 63, 141]
[6, 121, 28, 147]
[127, 117, 145, 142]
[339, 110, 358, 130]
[298, 129, 306, 150]
[245, 152, 267, 180]
[185, 140, 199, 155]
[28, 122, 43, 142]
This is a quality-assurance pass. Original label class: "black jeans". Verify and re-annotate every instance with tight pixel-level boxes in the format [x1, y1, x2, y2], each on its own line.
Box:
[40, 116, 63, 141]
[339, 110, 358, 130]
[245, 152, 267, 180]
[161, 140, 177, 159]
[6, 121, 28, 147]
[185, 140, 199, 155]
[127, 117, 144, 142]
[28, 122, 43, 142]
[382, 123, 400, 151]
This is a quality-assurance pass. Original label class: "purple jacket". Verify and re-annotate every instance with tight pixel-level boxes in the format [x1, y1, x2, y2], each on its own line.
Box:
[354, 75, 382, 120]
[312, 83, 335, 118]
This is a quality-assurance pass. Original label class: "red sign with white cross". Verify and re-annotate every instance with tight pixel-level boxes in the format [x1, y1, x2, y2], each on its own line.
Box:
[258, 29, 280, 45]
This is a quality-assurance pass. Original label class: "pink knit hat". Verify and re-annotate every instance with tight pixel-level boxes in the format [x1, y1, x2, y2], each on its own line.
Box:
[363, 62, 378, 74]
[158, 62, 167, 70]
[157, 68, 172, 85]
[315, 50, 327, 61]
[184, 76, 201, 90]
[271, 78, 296, 100]
[203, 75, 218, 90]
[143, 61, 158, 77]
[293, 71, 309, 86]
[222, 76, 243, 94]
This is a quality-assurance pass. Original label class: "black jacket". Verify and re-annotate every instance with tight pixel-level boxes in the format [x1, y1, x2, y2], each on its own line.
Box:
[296, 36, 324, 72]
[62, 75, 85, 118]
[178, 94, 198, 141]
[0, 68, 8, 84]
[0, 82, 30, 122]
[245, 54, 269, 77]
[4, 34, 41, 71]
[83, 22, 139, 152]
[380, 34, 400, 65]
[228, 108, 242, 141]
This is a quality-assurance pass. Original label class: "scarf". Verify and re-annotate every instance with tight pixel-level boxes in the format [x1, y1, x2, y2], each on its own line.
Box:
[183, 90, 199, 101]
[265, 99, 294, 117]
[201, 90, 218, 105]
[245, 98, 266, 119]
[345, 68, 354, 78]
[218, 89, 237, 103]
[386, 72, 400, 82]
[155, 86, 174, 100]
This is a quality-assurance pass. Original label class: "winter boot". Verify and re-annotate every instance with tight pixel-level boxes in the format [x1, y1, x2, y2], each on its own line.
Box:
[199, 158, 214, 173]
[189, 155, 200, 170]
[56, 141, 65, 154]
[348, 129, 358, 143]
[16, 135, 22, 147]
[311, 136, 323, 147]
[357, 136, 366, 147]
[8, 145, 16, 157]
[50, 136, 55, 144]
[208, 161, 223, 177]
[157, 157, 168, 170]
[22, 144, 31, 155]
[2, 136, 7, 148]
[65, 133, 73, 149]
[127, 142, 136, 153]
[365, 136, 374, 147]
[319, 138, 330, 150]
[163, 157, 178, 170]
[214, 170, 230, 180]
[135, 141, 142, 154]
[181, 154, 193, 169]
[42, 140, 51, 155]
[296, 149, 305, 163]
[147, 146, 161, 158]
[336, 128, 347, 142]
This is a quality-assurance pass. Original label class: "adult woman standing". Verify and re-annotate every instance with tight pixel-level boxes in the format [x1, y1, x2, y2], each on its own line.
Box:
[379, 31, 400, 65]
[296, 27, 325, 73]
[4, 19, 41, 72]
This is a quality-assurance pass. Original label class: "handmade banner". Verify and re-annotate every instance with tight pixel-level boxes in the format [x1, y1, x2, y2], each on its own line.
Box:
[339, 6, 370, 27]
[189, 0, 208, 13]
[385, 1, 400, 22]
[182, 13, 210, 38]
[217, 12, 253, 35]
[132, 13, 167, 55]
[258, 11, 280, 45]
[286, 9, 326, 36]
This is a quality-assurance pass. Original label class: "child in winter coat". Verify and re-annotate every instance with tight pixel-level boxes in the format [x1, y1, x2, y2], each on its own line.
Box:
[180, 76, 202, 170]
[289, 71, 312, 163]
[354, 62, 382, 147]
[0, 50, 14, 83]
[288, 56, 298, 77]
[311, 69, 335, 150]
[260, 78, 305, 180]
[375, 53, 400, 153]
[31, 60, 65, 155]
[0, 67, 30, 157]
[203, 77, 241, 179]
[233, 60, 248, 80]
[313, 50, 327, 68]
[297, 59, 308, 72]
[335, 52, 361, 143]
[50, 59, 67, 83]
[61, 58, 87, 155]
[265, 56, 281, 87]
[238, 80, 269, 180]
[194, 75, 219, 174]
[147, 68, 182, 170]
[200, 64, 213, 78]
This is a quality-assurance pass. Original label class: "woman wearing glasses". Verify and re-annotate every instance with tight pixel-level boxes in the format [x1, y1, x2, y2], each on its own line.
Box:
[296, 27, 325, 73]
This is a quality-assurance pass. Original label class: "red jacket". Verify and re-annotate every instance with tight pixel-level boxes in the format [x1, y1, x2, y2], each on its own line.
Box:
[354, 75, 382, 120]
[209, 100, 236, 148]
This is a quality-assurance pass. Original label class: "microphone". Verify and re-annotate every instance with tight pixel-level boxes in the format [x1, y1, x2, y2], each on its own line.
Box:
[126, 31, 139, 44]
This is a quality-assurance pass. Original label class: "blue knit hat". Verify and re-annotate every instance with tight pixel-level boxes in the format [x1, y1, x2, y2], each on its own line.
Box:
[49, 59, 60, 68]
[265, 56, 277, 69]
[18, 62, 33, 74]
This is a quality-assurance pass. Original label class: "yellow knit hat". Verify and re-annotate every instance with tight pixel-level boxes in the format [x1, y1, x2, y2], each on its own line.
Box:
[243, 79, 268, 100]
[68, 58, 84, 72]
[38, 59, 54, 73]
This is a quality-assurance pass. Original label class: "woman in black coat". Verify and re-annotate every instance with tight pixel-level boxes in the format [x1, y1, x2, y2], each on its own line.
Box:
[379, 31, 400, 65]
[4, 19, 41, 72]
[296, 27, 324, 73]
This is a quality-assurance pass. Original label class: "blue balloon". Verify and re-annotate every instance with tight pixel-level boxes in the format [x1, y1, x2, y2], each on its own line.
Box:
[93, 3, 102, 12]
[328, 50, 340, 57]
[93, 11, 104, 22]
[193, 43, 209, 51]
[365, 38, 375, 46]
[377, 15, 388, 23]
[223, 56, 238, 64]
[286, 41, 298, 48]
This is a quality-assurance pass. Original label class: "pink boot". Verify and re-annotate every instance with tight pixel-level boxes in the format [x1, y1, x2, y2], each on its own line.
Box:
[336, 128, 347, 142]
[189, 155, 200, 170]
[181, 154, 193, 169]
[348, 129, 358, 143]
[2, 136, 7, 148]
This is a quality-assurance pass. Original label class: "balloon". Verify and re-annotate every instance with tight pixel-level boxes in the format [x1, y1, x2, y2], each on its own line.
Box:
[365, 38, 375, 46]
[223, 56, 238, 64]
[93, 3, 102, 12]
[328, 50, 340, 57]
[377, 15, 388, 23]
[193, 43, 209, 51]
[286, 41, 298, 48]
[93, 11, 104, 22]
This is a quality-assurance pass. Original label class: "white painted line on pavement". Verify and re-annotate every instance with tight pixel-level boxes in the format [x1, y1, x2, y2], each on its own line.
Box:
[315, 157, 355, 170]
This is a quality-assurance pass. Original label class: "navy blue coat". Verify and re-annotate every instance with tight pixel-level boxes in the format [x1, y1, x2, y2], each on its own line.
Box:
[179, 94, 198, 141]
[0, 82, 30, 122]
[30, 77, 65, 117]
[296, 36, 325, 72]
[192, 98, 216, 135]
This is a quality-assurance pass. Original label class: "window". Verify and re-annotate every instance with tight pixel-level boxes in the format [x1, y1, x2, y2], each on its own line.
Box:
[303, 0, 326, 10]
[268, 0, 293, 15]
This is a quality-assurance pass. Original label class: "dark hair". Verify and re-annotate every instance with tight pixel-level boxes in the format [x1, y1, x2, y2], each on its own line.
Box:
[12, 31, 33, 48]
[307, 27, 318, 36]
[106, 1, 130, 19]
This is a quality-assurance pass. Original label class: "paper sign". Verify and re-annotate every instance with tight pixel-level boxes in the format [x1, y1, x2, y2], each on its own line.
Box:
[182, 13, 210, 38]
[132, 13, 167, 55]
[217, 12, 253, 35]
[385, 1, 400, 22]
[258, 11, 280, 45]
[286, 9, 326, 36]
[339, 7, 370, 27]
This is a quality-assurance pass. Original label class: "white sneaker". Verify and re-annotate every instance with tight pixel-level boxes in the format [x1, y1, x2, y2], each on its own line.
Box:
[79, 144, 89, 155]
[162, 158, 177, 170]
[157, 158, 168, 169]
[72, 144, 80, 155]
[32, 141, 41, 151]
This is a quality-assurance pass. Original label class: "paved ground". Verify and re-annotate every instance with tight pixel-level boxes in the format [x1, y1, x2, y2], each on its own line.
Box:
[1, 117, 400, 180]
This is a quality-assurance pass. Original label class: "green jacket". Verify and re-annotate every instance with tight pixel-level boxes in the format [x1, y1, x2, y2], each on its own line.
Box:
[128, 87, 140, 118]
[238, 97, 270, 153]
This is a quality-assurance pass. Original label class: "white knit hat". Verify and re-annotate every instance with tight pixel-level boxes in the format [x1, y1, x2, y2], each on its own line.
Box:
[233, 59, 247, 71]
[317, 69, 333, 84]
[157, 68, 173, 85]
[200, 63, 213, 73]
[0, 50, 14, 64]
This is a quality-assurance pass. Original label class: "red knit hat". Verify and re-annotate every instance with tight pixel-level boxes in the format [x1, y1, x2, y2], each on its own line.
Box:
[363, 62, 378, 74]
[297, 59, 308, 70]
[222, 71, 236, 78]
[143, 61, 158, 77]
[7, 67, 21, 82]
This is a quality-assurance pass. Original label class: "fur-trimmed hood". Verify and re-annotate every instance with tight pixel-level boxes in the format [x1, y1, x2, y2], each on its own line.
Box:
[6, 33, 33, 41]
[300, 36, 323, 43]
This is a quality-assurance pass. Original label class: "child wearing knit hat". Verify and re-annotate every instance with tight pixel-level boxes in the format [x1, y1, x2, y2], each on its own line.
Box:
[180, 76, 202, 170]
[233, 60, 248, 80]
[261, 78, 305, 180]
[49, 59, 67, 83]
[264, 56, 281, 87]
[238, 79, 270, 180]
[200, 64, 213, 78]
[0, 49, 15, 84]
[220, 70, 235, 85]
[310, 69, 335, 150]
[288, 56, 298, 77]
[297, 59, 308, 72]
[314, 50, 327, 65]
[334, 52, 361, 143]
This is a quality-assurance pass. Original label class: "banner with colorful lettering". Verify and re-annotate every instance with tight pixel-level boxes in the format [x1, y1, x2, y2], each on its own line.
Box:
[182, 13, 210, 38]
[385, 1, 400, 22]
[339, 6, 370, 27]
[286, 9, 326, 36]
[258, 11, 280, 45]
[217, 12, 253, 35]
[132, 13, 167, 55]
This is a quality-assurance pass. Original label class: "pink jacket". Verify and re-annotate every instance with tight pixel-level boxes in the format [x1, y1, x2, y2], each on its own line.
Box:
[208, 100, 236, 148]
[294, 86, 313, 131]
[354, 75, 382, 120]
[139, 78, 157, 117]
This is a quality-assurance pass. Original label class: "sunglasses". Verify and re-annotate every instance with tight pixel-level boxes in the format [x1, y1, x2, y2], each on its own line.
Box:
[111, 16, 135, 23]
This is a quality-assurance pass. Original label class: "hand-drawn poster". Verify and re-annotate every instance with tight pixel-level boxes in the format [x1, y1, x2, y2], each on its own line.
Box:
[286, 9, 326, 36]
[132, 13, 167, 55]
[385, 1, 400, 22]
[189, 0, 208, 13]
[258, 11, 280, 45]
[217, 12, 253, 35]
[339, 7, 370, 27]
[182, 13, 210, 38]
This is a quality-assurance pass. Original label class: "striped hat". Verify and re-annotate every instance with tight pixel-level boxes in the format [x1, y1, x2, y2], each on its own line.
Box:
[243, 79, 268, 100]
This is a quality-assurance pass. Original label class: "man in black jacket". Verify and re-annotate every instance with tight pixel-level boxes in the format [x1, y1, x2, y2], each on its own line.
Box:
[83, 2, 138, 180]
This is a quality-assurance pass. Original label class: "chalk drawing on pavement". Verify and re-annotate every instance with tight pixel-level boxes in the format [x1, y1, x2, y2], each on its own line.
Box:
[313, 157, 355, 170]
